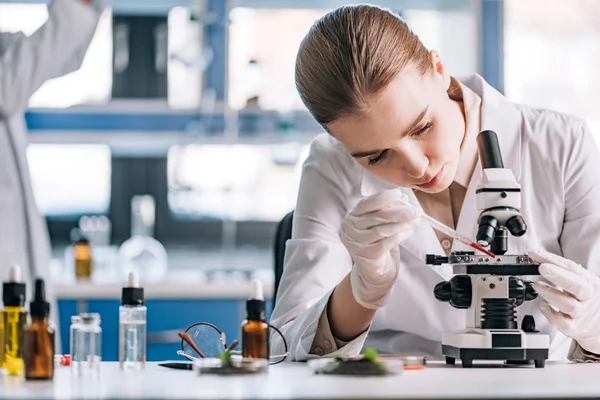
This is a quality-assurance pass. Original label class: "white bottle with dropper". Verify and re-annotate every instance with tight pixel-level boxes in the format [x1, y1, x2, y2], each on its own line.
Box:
[118, 271, 146, 370]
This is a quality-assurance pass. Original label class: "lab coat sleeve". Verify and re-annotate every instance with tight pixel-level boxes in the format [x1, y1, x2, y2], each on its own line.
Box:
[270, 137, 369, 361]
[0, 0, 104, 117]
[558, 122, 600, 274]
[0, 32, 27, 52]
[557, 122, 600, 360]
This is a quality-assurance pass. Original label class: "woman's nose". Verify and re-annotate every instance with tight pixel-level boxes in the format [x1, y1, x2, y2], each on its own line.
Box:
[397, 145, 428, 178]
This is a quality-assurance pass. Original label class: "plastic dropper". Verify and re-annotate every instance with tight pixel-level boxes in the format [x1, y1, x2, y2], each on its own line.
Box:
[9, 264, 22, 283]
[397, 196, 496, 258]
[251, 279, 264, 301]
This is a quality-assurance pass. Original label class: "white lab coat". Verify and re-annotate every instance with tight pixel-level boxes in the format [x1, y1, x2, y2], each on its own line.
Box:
[271, 74, 600, 362]
[0, 0, 103, 327]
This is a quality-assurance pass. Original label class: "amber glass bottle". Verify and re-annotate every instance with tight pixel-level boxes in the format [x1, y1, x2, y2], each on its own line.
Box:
[24, 279, 55, 380]
[241, 280, 269, 359]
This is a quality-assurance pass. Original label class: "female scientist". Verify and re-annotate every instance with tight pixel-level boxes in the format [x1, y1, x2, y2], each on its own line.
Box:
[270, 4, 600, 363]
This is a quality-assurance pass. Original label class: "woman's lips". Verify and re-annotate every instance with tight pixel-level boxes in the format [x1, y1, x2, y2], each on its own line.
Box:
[417, 165, 445, 189]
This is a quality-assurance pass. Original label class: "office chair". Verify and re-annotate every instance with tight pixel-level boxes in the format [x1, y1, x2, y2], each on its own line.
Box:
[273, 210, 294, 308]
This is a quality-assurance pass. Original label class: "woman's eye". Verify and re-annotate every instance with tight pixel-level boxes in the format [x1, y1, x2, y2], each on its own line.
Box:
[367, 150, 389, 166]
[412, 121, 433, 137]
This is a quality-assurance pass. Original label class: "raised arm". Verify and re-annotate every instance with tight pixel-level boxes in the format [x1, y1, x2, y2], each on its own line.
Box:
[0, 0, 104, 117]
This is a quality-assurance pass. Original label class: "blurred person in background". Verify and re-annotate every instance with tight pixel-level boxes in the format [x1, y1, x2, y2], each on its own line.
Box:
[0, 0, 106, 341]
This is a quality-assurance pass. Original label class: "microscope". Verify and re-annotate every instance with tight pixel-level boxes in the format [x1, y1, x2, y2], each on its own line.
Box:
[426, 130, 550, 368]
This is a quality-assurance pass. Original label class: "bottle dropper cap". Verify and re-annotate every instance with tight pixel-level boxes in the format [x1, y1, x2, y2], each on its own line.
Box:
[246, 279, 266, 321]
[3, 265, 26, 307]
[30, 278, 50, 318]
[121, 271, 144, 306]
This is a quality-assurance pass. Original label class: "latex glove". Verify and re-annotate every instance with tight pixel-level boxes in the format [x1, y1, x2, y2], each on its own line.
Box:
[340, 189, 420, 309]
[528, 249, 600, 354]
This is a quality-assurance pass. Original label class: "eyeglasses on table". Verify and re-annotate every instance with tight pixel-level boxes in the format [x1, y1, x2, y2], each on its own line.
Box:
[176, 321, 290, 365]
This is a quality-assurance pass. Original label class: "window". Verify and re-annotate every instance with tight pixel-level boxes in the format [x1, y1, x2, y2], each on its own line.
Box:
[228, 8, 330, 112]
[27, 144, 111, 216]
[168, 6, 205, 109]
[0, 4, 204, 109]
[504, 0, 600, 144]
[400, 8, 478, 77]
[167, 143, 308, 221]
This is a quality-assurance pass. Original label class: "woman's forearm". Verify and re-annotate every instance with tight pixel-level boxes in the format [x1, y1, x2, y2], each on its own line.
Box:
[328, 273, 376, 341]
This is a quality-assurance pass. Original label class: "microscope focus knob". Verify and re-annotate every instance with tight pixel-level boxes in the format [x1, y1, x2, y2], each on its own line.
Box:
[509, 278, 538, 306]
[521, 315, 539, 333]
[525, 281, 538, 301]
[426, 254, 448, 265]
[434, 282, 452, 302]
[434, 275, 471, 309]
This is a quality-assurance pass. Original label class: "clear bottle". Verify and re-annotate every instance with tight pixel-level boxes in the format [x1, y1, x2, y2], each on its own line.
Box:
[1, 265, 28, 376]
[241, 280, 269, 360]
[24, 279, 55, 380]
[117, 195, 167, 284]
[119, 271, 146, 371]
[71, 313, 102, 376]
[69, 315, 81, 359]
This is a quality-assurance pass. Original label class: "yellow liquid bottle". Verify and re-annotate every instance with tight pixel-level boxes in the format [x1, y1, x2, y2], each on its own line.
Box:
[1, 265, 27, 376]
[1, 307, 27, 375]
[73, 237, 93, 280]
[0, 313, 4, 369]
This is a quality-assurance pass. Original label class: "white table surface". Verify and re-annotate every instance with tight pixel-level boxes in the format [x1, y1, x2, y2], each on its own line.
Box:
[3, 361, 600, 399]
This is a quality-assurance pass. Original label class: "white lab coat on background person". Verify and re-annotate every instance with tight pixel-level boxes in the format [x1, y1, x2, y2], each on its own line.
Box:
[0, 0, 104, 337]
[270, 73, 600, 362]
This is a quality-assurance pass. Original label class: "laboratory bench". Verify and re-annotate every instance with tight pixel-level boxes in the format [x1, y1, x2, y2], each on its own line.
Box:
[55, 281, 274, 364]
[3, 361, 600, 399]
[52, 244, 276, 363]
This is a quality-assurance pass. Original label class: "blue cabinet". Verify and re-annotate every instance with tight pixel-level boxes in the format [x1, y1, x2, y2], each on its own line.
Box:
[58, 298, 273, 362]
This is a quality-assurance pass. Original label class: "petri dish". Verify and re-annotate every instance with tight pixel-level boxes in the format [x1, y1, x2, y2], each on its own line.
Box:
[378, 355, 427, 370]
[307, 357, 405, 376]
[194, 356, 269, 375]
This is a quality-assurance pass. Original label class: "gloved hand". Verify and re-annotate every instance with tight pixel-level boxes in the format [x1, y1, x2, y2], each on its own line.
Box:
[340, 189, 420, 309]
[528, 249, 600, 354]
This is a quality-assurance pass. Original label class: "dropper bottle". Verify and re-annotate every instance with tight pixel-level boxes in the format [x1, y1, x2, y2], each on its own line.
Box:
[1, 265, 28, 376]
[24, 279, 55, 380]
[119, 271, 146, 370]
[241, 280, 269, 360]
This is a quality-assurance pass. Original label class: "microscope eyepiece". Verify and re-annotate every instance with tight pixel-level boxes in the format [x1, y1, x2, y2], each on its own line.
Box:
[477, 130, 504, 169]
[506, 215, 527, 237]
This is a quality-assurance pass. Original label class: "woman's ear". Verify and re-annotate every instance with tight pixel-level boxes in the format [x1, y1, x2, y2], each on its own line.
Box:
[429, 50, 451, 90]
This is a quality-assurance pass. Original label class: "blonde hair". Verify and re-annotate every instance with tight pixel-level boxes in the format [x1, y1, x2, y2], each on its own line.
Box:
[295, 5, 432, 126]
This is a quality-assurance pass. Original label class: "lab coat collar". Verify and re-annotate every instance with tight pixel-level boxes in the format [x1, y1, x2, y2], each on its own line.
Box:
[359, 74, 524, 277]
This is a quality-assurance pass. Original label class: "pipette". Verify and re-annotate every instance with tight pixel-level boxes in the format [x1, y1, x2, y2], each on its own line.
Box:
[396, 195, 496, 258]
[418, 212, 496, 258]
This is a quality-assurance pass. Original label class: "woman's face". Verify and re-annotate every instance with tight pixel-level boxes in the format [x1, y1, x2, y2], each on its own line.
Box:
[327, 53, 465, 194]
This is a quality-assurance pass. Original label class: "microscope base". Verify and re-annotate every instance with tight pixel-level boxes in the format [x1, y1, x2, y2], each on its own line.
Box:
[441, 329, 550, 368]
